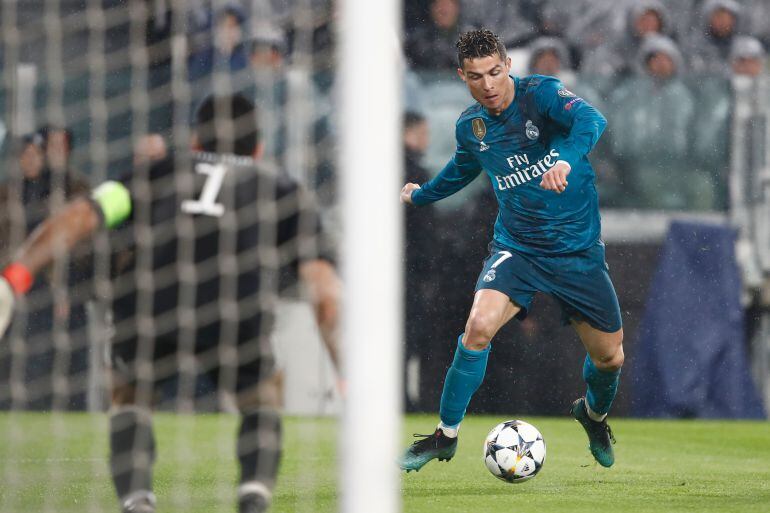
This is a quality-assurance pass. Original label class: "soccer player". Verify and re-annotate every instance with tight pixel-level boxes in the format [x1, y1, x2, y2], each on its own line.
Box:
[398, 29, 623, 471]
[0, 93, 340, 513]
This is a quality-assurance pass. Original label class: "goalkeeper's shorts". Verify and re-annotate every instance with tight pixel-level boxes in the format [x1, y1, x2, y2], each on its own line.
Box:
[108, 321, 275, 396]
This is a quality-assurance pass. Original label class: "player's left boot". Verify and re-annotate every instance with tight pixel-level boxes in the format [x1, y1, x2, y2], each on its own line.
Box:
[398, 428, 457, 472]
[121, 493, 156, 513]
[570, 397, 616, 467]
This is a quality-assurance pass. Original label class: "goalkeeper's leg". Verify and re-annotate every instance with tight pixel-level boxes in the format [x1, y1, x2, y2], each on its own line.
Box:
[233, 357, 283, 513]
[109, 382, 157, 513]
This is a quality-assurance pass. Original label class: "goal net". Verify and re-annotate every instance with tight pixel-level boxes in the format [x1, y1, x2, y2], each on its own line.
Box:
[0, 1, 404, 512]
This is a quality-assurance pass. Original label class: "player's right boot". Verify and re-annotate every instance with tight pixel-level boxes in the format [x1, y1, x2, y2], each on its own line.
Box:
[571, 397, 616, 467]
[238, 492, 269, 513]
[398, 428, 458, 472]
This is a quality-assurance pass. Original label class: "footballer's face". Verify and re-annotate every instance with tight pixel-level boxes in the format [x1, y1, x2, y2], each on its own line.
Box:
[733, 56, 763, 77]
[458, 54, 514, 115]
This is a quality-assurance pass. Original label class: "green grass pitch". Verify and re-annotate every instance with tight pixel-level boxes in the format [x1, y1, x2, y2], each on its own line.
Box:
[0, 412, 768, 512]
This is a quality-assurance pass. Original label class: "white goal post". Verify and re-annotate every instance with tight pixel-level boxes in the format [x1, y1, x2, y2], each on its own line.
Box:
[339, 0, 403, 512]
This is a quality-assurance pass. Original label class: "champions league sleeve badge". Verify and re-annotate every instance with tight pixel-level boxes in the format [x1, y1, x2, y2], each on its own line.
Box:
[472, 118, 487, 140]
[473, 118, 490, 151]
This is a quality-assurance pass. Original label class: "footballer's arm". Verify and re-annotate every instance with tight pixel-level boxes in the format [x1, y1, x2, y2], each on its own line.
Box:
[299, 258, 341, 372]
[403, 124, 483, 206]
[12, 198, 101, 278]
[0, 182, 130, 336]
[536, 78, 607, 194]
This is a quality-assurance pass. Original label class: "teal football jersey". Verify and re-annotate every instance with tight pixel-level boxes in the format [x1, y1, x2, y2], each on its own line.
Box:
[412, 75, 607, 255]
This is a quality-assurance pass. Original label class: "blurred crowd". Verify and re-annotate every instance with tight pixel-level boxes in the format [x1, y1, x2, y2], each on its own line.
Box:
[404, 0, 769, 78]
[2, 0, 770, 411]
[403, 0, 769, 211]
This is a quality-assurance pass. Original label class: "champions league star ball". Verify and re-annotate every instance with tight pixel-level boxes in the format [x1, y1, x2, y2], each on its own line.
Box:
[484, 420, 546, 483]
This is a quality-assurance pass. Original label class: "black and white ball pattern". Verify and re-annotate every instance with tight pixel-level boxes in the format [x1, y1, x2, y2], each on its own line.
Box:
[484, 420, 546, 483]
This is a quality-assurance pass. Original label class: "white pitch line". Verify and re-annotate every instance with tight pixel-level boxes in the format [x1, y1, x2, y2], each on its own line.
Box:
[2, 457, 107, 463]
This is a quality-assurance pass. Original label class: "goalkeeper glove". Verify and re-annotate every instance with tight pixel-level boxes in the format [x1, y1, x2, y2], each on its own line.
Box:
[0, 263, 34, 338]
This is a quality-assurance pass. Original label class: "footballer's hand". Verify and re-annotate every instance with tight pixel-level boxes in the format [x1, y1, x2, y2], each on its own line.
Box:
[0, 278, 15, 339]
[336, 377, 348, 399]
[540, 161, 571, 194]
[400, 183, 421, 204]
[133, 134, 167, 166]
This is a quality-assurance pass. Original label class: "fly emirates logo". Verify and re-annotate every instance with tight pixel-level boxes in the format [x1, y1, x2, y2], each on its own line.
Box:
[495, 149, 560, 191]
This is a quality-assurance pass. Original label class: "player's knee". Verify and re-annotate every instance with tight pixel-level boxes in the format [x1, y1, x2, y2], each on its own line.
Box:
[464, 314, 498, 349]
[111, 383, 137, 406]
[236, 373, 282, 412]
[595, 343, 624, 372]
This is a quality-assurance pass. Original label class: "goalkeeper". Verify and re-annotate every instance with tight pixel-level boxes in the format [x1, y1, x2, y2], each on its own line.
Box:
[0, 93, 340, 513]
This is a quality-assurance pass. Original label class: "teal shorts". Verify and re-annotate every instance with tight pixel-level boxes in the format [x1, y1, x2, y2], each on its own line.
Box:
[475, 241, 622, 333]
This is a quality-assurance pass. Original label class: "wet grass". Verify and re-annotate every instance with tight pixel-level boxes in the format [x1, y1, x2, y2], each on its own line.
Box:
[0, 412, 768, 512]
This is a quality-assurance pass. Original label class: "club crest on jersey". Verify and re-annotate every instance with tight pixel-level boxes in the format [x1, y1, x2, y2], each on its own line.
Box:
[472, 118, 487, 141]
[483, 269, 496, 282]
[525, 120, 539, 140]
[557, 88, 575, 98]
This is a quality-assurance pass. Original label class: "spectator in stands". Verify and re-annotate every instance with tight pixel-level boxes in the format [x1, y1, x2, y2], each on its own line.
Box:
[540, 0, 621, 71]
[16, 133, 45, 183]
[187, 3, 250, 95]
[1, 129, 89, 245]
[555, 0, 624, 37]
[39, 126, 71, 174]
[404, 112, 431, 187]
[683, 34, 762, 210]
[529, 36, 603, 106]
[403, 65, 426, 115]
[580, 1, 672, 87]
[405, 0, 472, 70]
[460, 0, 536, 48]
[730, 35, 766, 78]
[249, 25, 289, 167]
[608, 35, 714, 209]
[403, 112, 435, 276]
[531, 1, 567, 39]
[741, 0, 770, 49]
[528, 36, 572, 78]
[249, 27, 286, 72]
[684, 0, 743, 76]
[0, 127, 91, 410]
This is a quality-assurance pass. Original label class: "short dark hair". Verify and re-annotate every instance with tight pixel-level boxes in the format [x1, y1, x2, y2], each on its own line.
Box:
[456, 29, 507, 68]
[404, 111, 426, 130]
[37, 125, 74, 150]
[195, 93, 260, 156]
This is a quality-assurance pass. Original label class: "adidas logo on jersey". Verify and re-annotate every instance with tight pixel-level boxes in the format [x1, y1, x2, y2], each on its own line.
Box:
[479, 141, 490, 152]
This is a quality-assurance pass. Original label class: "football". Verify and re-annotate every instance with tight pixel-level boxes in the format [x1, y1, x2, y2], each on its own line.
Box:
[483, 420, 546, 483]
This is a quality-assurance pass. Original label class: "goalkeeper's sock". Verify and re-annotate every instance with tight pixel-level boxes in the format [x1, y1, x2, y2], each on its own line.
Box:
[439, 335, 491, 428]
[237, 409, 282, 503]
[582, 354, 621, 421]
[109, 406, 156, 502]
